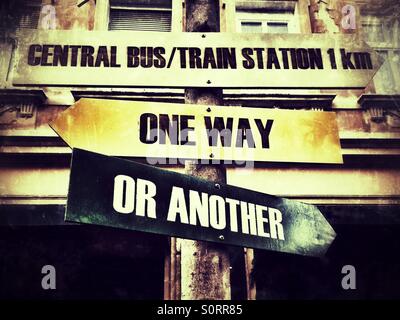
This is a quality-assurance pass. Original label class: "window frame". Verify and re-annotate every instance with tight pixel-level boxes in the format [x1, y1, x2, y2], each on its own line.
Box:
[108, 0, 172, 32]
[15, 0, 42, 30]
[235, 4, 300, 34]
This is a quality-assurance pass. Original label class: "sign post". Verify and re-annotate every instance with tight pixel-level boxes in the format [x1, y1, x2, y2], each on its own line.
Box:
[46, 1, 349, 301]
[181, 0, 231, 300]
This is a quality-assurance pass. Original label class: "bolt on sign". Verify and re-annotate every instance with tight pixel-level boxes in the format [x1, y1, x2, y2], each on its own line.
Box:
[66, 149, 336, 257]
[50, 98, 343, 164]
[13, 30, 382, 88]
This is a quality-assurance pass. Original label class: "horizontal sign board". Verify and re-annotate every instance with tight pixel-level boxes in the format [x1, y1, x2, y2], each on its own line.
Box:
[50, 98, 343, 164]
[66, 149, 336, 256]
[13, 30, 382, 88]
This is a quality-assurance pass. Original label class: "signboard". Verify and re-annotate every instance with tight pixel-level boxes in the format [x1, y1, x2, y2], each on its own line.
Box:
[50, 98, 342, 164]
[13, 30, 382, 88]
[66, 148, 336, 257]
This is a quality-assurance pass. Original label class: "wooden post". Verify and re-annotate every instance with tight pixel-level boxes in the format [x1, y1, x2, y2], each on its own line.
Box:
[244, 248, 256, 300]
[178, 0, 231, 300]
[163, 247, 171, 300]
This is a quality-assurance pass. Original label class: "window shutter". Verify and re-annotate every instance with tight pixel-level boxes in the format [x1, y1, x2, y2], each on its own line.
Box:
[18, 0, 41, 29]
[109, 9, 171, 32]
[18, 10, 41, 30]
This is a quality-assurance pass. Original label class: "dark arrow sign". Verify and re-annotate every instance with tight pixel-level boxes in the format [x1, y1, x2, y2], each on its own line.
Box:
[66, 149, 336, 257]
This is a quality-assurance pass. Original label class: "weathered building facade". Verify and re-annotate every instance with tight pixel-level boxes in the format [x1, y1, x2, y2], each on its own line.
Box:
[1, 0, 399, 299]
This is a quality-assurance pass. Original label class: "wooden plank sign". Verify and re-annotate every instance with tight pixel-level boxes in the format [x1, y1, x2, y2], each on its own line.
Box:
[66, 149, 336, 257]
[50, 98, 343, 164]
[13, 30, 382, 89]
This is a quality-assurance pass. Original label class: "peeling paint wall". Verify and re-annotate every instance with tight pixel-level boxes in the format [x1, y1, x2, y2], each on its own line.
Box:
[40, 0, 96, 31]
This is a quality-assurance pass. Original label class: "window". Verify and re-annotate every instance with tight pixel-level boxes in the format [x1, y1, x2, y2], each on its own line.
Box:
[267, 22, 289, 34]
[109, 0, 172, 32]
[362, 22, 385, 44]
[362, 15, 400, 93]
[17, 0, 41, 29]
[240, 20, 289, 34]
[241, 21, 262, 33]
[236, 1, 299, 34]
[0, 0, 41, 32]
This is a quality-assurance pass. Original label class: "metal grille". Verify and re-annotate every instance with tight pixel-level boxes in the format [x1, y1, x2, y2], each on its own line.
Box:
[18, 0, 42, 29]
[18, 10, 40, 29]
[109, 9, 172, 32]
[110, 0, 171, 8]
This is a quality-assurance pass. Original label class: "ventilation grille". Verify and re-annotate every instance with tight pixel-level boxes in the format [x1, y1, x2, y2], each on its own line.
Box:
[109, 9, 171, 32]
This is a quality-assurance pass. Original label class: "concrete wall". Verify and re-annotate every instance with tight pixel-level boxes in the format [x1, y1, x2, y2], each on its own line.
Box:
[40, 0, 96, 31]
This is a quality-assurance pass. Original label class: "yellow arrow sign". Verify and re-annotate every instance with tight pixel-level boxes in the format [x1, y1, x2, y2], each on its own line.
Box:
[50, 98, 342, 164]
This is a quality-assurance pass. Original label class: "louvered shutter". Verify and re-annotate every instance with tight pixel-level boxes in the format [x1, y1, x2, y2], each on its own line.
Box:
[18, 0, 41, 29]
[109, 9, 171, 32]
[18, 10, 41, 29]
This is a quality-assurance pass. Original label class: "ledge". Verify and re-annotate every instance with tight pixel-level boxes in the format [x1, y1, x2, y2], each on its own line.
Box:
[72, 91, 336, 110]
[236, 1, 296, 11]
[224, 93, 336, 110]
[358, 94, 400, 109]
[0, 89, 46, 104]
